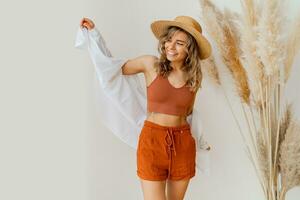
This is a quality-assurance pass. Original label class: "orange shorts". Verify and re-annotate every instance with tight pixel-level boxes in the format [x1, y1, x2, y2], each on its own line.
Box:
[136, 120, 196, 181]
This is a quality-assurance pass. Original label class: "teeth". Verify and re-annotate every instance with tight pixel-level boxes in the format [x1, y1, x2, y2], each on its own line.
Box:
[167, 51, 177, 56]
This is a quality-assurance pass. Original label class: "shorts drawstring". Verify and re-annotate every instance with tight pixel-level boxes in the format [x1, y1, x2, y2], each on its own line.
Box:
[165, 129, 177, 156]
[165, 129, 180, 179]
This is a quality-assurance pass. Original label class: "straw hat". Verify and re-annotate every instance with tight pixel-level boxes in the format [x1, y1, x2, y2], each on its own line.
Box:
[151, 16, 212, 60]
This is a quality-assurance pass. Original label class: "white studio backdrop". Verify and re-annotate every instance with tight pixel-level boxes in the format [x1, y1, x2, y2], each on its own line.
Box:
[0, 0, 299, 200]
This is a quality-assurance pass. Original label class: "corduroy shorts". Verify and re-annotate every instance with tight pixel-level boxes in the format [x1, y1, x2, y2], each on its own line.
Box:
[136, 120, 196, 181]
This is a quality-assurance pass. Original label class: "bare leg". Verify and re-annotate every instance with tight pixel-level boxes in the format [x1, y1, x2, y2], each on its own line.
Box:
[166, 179, 190, 200]
[140, 179, 167, 200]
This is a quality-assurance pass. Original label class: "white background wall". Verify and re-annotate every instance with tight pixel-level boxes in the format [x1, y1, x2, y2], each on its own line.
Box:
[0, 0, 299, 199]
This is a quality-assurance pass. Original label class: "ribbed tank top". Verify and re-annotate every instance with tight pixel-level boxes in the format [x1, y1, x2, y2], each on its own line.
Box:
[147, 74, 196, 116]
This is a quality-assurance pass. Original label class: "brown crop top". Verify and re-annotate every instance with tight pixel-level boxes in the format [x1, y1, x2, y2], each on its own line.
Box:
[147, 74, 196, 116]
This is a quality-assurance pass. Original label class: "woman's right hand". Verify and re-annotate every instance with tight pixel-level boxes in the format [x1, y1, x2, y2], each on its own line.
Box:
[80, 17, 95, 30]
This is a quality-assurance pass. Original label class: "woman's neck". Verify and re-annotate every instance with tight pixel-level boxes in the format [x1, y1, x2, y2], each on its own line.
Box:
[170, 61, 184, 71]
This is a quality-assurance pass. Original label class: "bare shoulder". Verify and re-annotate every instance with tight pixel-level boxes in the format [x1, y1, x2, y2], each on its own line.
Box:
[142, 55, 159, 87]
[141, 55, 158, 66]
[142, 55, 159, 74]
[122, 55, 158, 75]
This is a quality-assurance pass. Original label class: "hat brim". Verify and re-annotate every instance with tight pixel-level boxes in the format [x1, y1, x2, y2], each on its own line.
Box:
[151, 20, 211, 60]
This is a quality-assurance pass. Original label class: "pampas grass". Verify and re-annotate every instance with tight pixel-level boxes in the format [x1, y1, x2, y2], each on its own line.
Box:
[279, 119, 300, 197]
[201, 56, 221, 85]
[200, 0, 250, 104]
[199, 0, 300, 199]
[256, 0, 286, 78]
[283, 12, 300, 82]
[239, 0, 265, 107]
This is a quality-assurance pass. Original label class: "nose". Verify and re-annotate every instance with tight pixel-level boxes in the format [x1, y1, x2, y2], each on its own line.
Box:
[169, 41, 176, 49]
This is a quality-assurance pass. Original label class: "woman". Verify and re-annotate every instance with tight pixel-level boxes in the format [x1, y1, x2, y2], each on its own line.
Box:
[79, 16, 211, 200]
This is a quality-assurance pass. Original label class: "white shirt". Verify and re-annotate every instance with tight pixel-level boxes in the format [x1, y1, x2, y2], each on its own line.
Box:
[74, 27, 211, 176]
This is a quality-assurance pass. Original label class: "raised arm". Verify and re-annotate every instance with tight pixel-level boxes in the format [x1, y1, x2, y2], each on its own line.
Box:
[121, 55, 157, 75]
[80, 17, 157, 76]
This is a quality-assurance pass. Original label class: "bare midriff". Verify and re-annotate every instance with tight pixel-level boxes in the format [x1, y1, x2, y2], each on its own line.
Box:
[146, 111, 188, 127]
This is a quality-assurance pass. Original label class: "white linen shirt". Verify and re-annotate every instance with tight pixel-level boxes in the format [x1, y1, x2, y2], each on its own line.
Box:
[74, 27, 211, 175]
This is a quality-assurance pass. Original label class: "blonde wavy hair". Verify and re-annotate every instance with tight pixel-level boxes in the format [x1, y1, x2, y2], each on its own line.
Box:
[154, 26, 203, 93]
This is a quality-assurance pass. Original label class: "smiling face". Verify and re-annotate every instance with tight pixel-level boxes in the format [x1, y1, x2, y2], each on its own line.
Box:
[155, 26, 203, 92]
[164, 30, 188, 65]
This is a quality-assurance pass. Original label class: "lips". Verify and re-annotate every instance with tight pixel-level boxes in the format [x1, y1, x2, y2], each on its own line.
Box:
[167, 51, 178, 56]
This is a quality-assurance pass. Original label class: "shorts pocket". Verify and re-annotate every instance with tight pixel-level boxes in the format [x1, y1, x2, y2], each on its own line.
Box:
[186, 131, 196, 149]
[138, 126, 153, 147]
[188, 135, 196, 161]
[190, 135, 196, 147]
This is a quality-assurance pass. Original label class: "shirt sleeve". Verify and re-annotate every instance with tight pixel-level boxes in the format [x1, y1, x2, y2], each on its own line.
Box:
[187, 93, 211, 176]
[74, 27, 147, 149]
